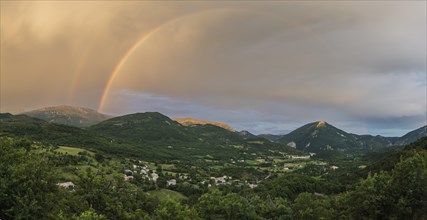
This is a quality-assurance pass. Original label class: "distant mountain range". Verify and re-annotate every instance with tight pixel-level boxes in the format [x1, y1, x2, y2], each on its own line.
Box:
[9, 105, 426, 158]
[275, 121, 426, 155]
[22, 105, 111, 127]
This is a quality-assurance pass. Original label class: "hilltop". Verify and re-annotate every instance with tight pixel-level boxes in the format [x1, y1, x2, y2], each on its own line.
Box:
[22, 105, 111, 127]
[173, 117, 235, 131]
[278, 121, 360, 154]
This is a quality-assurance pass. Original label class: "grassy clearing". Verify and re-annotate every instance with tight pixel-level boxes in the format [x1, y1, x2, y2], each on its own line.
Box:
[245, 160, 258, 165]
[56, 146, 94, 156]
[210, 165, 223, 170]
[163, 171, 178, 176]
[247, 141, 264, 144]
[273, 158, 286, 163]
[160, 164, 176, 170]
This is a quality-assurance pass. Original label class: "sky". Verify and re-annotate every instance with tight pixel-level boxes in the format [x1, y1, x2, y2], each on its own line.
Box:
[1, 1, 426, 136]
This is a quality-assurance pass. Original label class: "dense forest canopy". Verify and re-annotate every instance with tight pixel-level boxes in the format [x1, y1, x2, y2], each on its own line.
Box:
[0, 136, 425, 219]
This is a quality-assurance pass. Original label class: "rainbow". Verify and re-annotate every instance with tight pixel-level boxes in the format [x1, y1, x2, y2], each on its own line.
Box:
[68, 36, 99, 103]
[68, 54, 88, 102]
[96, 8, 311, 113]
[97, 9, 232, 112]
[97, 24, 166, 112]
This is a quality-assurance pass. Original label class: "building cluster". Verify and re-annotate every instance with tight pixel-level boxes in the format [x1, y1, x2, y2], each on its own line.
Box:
[124, 163, 159, 182]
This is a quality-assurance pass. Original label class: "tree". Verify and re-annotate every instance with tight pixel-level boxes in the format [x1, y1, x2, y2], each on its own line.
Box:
[74, 208, 107, 220]
[155, 198, 200, 220]
[336, 151, 427, 220]
[196, 188, 257, 220]
[389, 151, 427, 219]
[293, 192, 333, 220]
[0, 138, 63, 219]
[251, 195, 292, 220]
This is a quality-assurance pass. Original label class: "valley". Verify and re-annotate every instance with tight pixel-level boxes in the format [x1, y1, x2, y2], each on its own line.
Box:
[1, 106, 425, 219]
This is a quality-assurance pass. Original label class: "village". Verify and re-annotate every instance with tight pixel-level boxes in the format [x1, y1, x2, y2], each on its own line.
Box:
[116, 153, 340, 190]
[54, 145, 341, 194]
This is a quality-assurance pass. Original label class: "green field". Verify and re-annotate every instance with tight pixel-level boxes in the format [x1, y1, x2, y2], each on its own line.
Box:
[56, 146, 94, 156]
[160, 164, 176, 170]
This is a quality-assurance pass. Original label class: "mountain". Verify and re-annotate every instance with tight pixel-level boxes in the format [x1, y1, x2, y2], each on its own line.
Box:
[359, 136, 427, 177]
[22, 105, 111, 127]
[395, 125, 426, 145]
[6, 108, 424, 160]
[0, 113, 111, 149]
[258, 134, 283, 142]
[173, 117, 234, 131]
[278, 121, 427, 157]
[355, 135, 397, 149]
[1, 112, 300, 161]
[173, 118, 260, 140]
[277, 121, 361, 154]
[237, 130, 258, 139]
[89, 112, 300, 160]
[90, 112, 194, 144]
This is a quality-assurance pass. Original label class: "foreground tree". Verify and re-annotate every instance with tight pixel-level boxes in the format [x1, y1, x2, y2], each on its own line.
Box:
[155, 198, 200, 220]
[292, 192, 333, 220]
[0, 138, 63, 219]
[336, 151, 427, 219]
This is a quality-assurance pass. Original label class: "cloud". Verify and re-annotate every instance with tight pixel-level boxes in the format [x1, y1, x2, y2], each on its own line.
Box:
[1, 1, 425, 135]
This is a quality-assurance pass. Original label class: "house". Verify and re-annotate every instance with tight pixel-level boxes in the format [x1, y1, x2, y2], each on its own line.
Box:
[179, 175, 189, 180]
[151, 172, 159, 182]
[140, 166, 149, 175]
[124, 175, 134, 181]
[248, 183, 258, 189]
[211, 176, 229, 185]
[289, 155, 310, 159]
[166, 179, 177, 187]
[283, 163, 297, 169]
[57, 182, 75, 188]
[314, 192, 325, 197]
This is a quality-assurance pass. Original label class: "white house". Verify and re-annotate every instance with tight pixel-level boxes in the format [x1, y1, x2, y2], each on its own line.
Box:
[167, 179, 177, 187]
[124, 175, 134, 181]
[57, 182, 75, 188]
[151, 172, 159, 182]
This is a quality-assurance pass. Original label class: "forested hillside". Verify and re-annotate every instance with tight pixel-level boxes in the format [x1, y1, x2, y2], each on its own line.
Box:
[1, 112, 300, 162]
[0, 135, 425, 219]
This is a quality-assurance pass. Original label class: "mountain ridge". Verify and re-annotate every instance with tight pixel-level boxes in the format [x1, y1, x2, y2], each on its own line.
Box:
[87, 112, 300, 160]
[276, 121, 426, 156]
[173, 117, 235, 131]
[9, 105, 427, 158]
[22, 105, 111, 127]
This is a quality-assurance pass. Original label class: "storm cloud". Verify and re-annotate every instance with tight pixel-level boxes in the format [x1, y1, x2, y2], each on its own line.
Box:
[1, 1, 425, 135]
